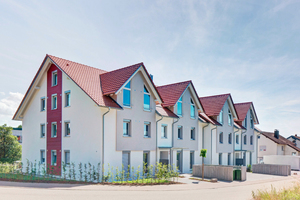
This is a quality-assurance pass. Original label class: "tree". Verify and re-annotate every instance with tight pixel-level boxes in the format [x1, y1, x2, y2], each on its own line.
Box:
[17, 125, 22, 129]
[0, 124, 22, 163]
[200, 149, 207, 181]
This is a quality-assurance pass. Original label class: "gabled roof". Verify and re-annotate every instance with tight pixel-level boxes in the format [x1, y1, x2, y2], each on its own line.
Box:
[287, 135, 300, 141]
[199, 113, 222, 126]
[156, 105, 178, 118]
[261, 131, 300, 152]
[199, 93, 237, 118]
[156, 80, 203, 111]
[234, 102, 259, 124]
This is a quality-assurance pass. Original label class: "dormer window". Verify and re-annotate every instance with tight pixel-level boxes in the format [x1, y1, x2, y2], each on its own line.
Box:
[250, 114, 254, 129]
[143, 86, 150, 110]
[52, 71, 58, 86]
[123, 81, 131, 107]
[219, 109, 223, 124]
[228, 109, 232, 126]
[190, 99, 195, 118]
[177, 96, 183, 116]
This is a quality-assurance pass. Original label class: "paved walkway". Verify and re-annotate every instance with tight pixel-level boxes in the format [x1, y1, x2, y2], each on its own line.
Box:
[0, 173, 300, 200]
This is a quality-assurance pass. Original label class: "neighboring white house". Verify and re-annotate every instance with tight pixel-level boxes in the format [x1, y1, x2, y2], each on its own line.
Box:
[12, 127, 22, 144]
[287, 134, 300, 147]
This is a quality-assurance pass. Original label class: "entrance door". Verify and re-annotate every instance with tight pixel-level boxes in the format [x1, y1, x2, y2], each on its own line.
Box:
[122, 151, 130, 173]
[176, 151, 182, 172]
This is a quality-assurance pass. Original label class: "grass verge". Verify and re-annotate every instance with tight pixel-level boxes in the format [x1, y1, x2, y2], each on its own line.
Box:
[252, 183, 300, 200]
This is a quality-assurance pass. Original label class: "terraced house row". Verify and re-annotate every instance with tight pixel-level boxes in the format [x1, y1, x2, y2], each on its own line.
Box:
[13, 55, 259, 175]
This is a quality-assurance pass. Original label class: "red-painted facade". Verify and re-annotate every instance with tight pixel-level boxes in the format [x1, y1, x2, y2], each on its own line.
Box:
[47, 64, 62, 175]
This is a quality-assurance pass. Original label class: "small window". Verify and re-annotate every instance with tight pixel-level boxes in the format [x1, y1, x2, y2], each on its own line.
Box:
[65, 122, 70, 137]
[292, 152, 297, 156]
[191, 127, 195, 140]
[178, 126, 183, 139]
[281, 146, 284, 151]
[161, 124, 167, 138]
[244, 135, 247, 145]
[244, 115, 247, 128]
[219, 109, 223, 124]
[190, 99, 195, 118]
[219, 132, 223, 143]
[52, 94, 57, 110]
[123, 120, 131, 136]
[190, 151, 194, 170]
[177, 96, 183, 116]
[51, 150, 57, 166]
[51, 122, 57, 138]
[40, 124, 45, 138]
[250, 114, 254, 129]
[144, 122, 150, 137]
[65, 150, 70, 165]
[228, 109, 232, 126]
[52, 71, 58, 86]
[40, 150, 45, 164]
[250, 135, 253, 145]
[228, 133, 232, 144]
[65, 91, 70, 107]
[236, 134, 239, 144]
[123, 81, 131, 107]
[143, 151, 150, 171]
[41, 97, 46, 111]
[228, 153, 231, 165]
[219, 153, 222, 165]
[143, 86, 150, 110]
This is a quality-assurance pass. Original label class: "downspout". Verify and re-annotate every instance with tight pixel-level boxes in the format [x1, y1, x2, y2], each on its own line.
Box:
[171, 118, 179, 167]
[211, 126, 217, 165]
[102, 107, 111, 178]
[156, 115, 164, 164]
[233, 129, 240, 165]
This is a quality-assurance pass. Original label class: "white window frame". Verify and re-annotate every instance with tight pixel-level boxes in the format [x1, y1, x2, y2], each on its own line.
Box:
[65, 121, 70, 137]
[250, 114, 254, 129]
[123, 81, 131, 107]
[144, 122, 151, 138]
[250, 135, 253, 145]
[190, 151, 194, 170]
[161, 124, 167, 138]
[143, 85, 150, 111]
[40, 124, 45, 138]
[51, 122, 57, 138]
[177, 96, 183, 116]
[64, 150, 70, 166]
[40, 150, 45, 164]
[178, 125, 183, 139]
[41, 97, 46, 111]
[51, 150, 57, 166]
[190, 98, 195, 119]
[219, 132, 223, 144]
[65, 90, 71, 107]
[190, 127, 195, 140]
[52, 70, 58, 86]
[228, 109, 232, 126]
[219, 153, 222, 165]
[123, 120, 131, 137]
[219, 108, 223, 124]
[244, 135, 247, 145]
[236, 134, 239, 144]
[52, 94, 57, 110]
[228, 133, 232, 144]
[244, 115, 247, 129]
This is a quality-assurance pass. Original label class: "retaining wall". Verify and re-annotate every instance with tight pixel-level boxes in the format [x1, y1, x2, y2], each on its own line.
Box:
[252, 164, 291, 176]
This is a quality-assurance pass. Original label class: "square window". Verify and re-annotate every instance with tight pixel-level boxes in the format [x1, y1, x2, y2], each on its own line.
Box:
[65, 91, 70, 107]
[41, 97, 46, 111]
[65, 122, 70, 137]
[40, 124, 45, 138]
[144, 122, 150, 137]
[161, 125, 167, 138]
[178, 126, 183, 139]
[51, 150, 57, 166]
[52, 71, 58, 86]
[191, 127, 195, 140]
[40, 150, 45, 164]
[123, 120, 131, 136]
[51, 123, 57, 138]
[65, 150, 70, 165]
[52, 95, 57, 110]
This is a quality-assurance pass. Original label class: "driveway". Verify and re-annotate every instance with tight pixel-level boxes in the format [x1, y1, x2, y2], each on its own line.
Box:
[0, 173, 299, 200]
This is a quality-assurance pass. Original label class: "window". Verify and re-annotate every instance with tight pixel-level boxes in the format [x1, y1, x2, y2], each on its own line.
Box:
[52, 94, 57, 110]
[123, 120, 131, 136]
[219, 132, 223, 143]
[144, 86, 150, 110]
[144, 122, 150, 137]
[65, 122, 70, 137]
[190, 127, 195, 140]
[244, 115, 247, 128]
[178, 126, 183, 139]
[51, 122, 57, 138]
[219, 153, 222, 165]
[228, 133, 232, 144]
[244, 135, 247, 145]
[52, 71, 58, 86]
[177, 96, 182, 116]
[65, 91, 70, 107]
[40, 150, 45, 164]
[143, 151, 150, 172]
[236, 134, 239, 144]
[281, 146, 284, 151]
[250, 135, 253, 145]
[219, 109, 223, 124]
[41, 97, 46, 111]
[123, 81, 131, 107]
[40, 124, 45, 138]
[250, 114, 254, 129]
[292, 152, 297, 156]
[51, 150, 57, 166]
[161, 124, 167, 138]
[228, 109, 232, 126]
[190, 151, 194, 170]
[64, 150, 70, 165]
[122, 151, 130, 173]
[228, 153, 231, 165]
[190, 99, 195, 118]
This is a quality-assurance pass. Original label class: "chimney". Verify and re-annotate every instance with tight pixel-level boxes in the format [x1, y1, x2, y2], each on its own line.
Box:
[274, 129, 279, 139]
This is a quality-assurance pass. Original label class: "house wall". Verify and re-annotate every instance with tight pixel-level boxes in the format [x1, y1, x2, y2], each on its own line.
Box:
[257, 134, 278, 160]
[277, 145, 285, 155]
[284, 145, 300, 156]
[242, 109, 255, 151]
[202, 123, 218, 165]
[156, 116, 173, 148]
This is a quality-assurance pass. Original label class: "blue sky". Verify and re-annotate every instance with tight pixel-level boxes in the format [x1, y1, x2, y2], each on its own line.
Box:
[0, 0, 299, 137]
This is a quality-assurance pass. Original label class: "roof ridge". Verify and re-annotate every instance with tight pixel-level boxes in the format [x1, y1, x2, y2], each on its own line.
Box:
[48, 54, 107, 72]
[102, 62, 143, 75]
[235, 102, 252, 105]
[199, 93, 230, 99]
[157, 80, 191, 88]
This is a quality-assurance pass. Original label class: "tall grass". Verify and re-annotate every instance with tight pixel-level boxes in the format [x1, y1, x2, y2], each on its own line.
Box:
[252, 184, 300, 200]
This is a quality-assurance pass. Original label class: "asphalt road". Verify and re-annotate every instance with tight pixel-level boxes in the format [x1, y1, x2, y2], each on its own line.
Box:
[0, 174, 299, 200]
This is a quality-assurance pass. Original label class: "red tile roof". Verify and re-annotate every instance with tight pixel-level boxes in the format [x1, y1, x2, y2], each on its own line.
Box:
[234, 122, 246, 130]
[199, 94, 231, 116]
[199, 113, 222, 126]
[48, 55, 122, 109]
[100, 63, 142, 95]
[156, 105, 178, 118]
[234, 102, 252, 122]
[156, 81, 191, 107]
[261, 131, 300, 152]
